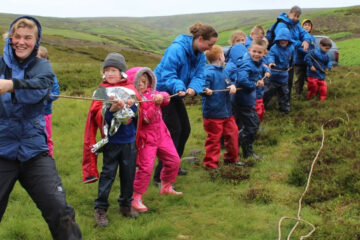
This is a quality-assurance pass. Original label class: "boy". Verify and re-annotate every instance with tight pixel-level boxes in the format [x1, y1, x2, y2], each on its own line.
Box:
[231, 39, 270, 159]
[263, 28, 295, 114]
[82, 53, 141, 227]
[304, 38, 332, 100]
[202, 45, 244, 169]
[245, 25, 265, 49]
[37, 46, 60, 157]
[294, 19, 316, 96]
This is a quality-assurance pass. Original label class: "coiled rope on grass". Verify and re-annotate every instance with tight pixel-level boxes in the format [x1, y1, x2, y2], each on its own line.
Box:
[277, 114, 349, 240]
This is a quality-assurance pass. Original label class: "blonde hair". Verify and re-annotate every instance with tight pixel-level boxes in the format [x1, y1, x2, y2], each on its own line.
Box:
[230, 30, 246, 45]
[10, 18, 38, 41]
[250, 39, 267, 50]
[37, 46, 49, 60]
[205, 45, 223, 63]
[250, 25, 265, 36]
[189, 22, 218, 40]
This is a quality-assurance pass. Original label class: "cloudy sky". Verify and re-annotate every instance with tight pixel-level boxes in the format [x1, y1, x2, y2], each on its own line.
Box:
[1, 0, 358, 18]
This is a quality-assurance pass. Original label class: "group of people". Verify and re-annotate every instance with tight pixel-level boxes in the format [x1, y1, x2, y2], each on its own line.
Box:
[0, 5, 333, 238]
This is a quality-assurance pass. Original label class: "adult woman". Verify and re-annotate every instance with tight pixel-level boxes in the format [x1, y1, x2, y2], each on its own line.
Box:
[0, 16, 82, 239]
[153, 22, 218, 183]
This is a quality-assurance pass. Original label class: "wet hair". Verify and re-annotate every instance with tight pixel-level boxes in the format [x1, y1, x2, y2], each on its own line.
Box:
[10, 18, 38, 41]
[205, 45, 223, 63]
[289, 6, 302, 15]
[230, 30, 246, 45]
[250, 25, 265, 36]
[37, 46, 49, 60]
[189, 22, 218, 40]
[250, 39, 267, 50]
[320, 38, 332, 48]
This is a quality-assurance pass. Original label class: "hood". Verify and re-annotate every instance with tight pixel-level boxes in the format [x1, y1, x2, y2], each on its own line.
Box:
[172, 34, 194, 56]
[126, 66, 143, 84]
[278, 12, 297, 26]
[3, 16, 42, 69]
[274, 28, 293, 42]
[133, 67, 157, 93]
[301, 19, 313, 33]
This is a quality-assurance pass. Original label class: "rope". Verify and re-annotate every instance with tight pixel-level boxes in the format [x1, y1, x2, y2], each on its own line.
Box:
[309, 53, 326, 73]
[271, 67, 292, 73]
[277, 116, 348, 240]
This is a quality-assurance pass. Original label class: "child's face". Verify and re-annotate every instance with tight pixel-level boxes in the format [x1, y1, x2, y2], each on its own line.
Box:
[302, 22, 312, 33]
[139, 74, 150, 93]
[320, 44, 331, 53]
[279, 40, 289, 47]
[233, 36, 246, 45]
[288, 12, 300, 22]
[11, 27, 37, 61]
[248, 45, 266, 62]
[103, 67, 121, 84]
[251, 32, 264, 41]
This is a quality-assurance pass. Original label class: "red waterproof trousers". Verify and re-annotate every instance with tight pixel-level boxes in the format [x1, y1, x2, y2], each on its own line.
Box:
[307, 76, 327, 101]
[255, 98, 265, 122]
[203, 116, 238, 169]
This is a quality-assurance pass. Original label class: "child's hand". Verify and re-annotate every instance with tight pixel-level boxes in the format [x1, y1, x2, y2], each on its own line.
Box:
[310, 66, 316, 71]
[265, 72, 271, 78]
[126, 98, 135, 107]
[302, 41, 309, 51]
[228, 85, 236, 95]
[268, 63, 276, 69]
[109, 96, 125, 112]
[256, 79, 264, 87]
[0, 79, 13, 94]
[325, 68, 330, 72]
[186, 88, 195, 97]
[178, 91, 186, 97]
[204, 88, 213, 96]
[153, 94, 164, 105]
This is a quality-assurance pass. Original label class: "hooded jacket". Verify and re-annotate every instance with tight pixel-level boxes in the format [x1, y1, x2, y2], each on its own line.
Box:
[226, 43, 248, 64]
[0, 16, 55, 162]
[295, 19, 316, 65]
[267, 28, 296, 83]
[154, 34, 206, 95]
[305, 47, 332, 80]
[201, 64, 234, 118]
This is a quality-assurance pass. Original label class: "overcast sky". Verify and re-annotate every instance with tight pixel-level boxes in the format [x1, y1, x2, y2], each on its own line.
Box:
[1, 0, 358, 18]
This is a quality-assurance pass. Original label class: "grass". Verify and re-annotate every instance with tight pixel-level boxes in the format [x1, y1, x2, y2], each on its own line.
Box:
[336, 38, 360, 66]
[0, 65, 359, 239]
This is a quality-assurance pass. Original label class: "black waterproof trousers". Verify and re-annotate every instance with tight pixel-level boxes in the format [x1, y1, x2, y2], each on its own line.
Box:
[263, 81, 290, 114]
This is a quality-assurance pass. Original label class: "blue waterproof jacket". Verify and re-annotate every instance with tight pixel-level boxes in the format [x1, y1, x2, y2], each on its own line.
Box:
[44, 75, 60, 115]
[0, 16, 55, 162]
[154, 34, 206, 94]
[228, 55, 270, 107]
[295, 34, 316, 65]
[267, 28, 296, 83]
[274, 13, 311, 50]
[226, 43, 247, 64]
[245, 35, 252, 49]
[305, 47, 332, 80]
[201, 64, 234, 119]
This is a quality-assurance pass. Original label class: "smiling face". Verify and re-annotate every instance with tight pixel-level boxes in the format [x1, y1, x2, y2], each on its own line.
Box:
[194, 36, 218, 52]
[11, 27, 37, 62]
[302, 22, 312, 33]
[248, 44, 266, 62]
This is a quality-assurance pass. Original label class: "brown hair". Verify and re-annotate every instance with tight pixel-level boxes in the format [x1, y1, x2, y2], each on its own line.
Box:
[10, 18, 38, 41]
[230, 30, 246, 45]
[37, 46, 49, 60]
[320, 38, 332, 48]
[189, 22, 218, 40]
[250, 39, 267, 50]
[205, 45, 223, 63]
[250, 25, 265, 36]
[289, 5, 302, 15]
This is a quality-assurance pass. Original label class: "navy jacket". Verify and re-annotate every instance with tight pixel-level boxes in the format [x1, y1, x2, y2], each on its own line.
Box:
[154, 34, 206, 95]
[267, 28, 296, 83]
[305, 47, 332, 80]
[201, 65, 233, 119]
[0, 16, 55, 162]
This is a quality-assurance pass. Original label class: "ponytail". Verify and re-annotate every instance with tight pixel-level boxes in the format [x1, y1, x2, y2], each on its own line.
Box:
[189, 22, 218, 40]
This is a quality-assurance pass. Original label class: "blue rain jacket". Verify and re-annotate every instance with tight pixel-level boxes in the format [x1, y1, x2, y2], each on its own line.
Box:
[305, 47, 332, 80]
[154, 34, 206, 95]
[295, 34, 316, 65]
[201, 64, 234, 119]
[0, 16, 54, 162]
[226, 43, 247, 63]
[267, 28, 296, 83]
[44, 75, 60, 115]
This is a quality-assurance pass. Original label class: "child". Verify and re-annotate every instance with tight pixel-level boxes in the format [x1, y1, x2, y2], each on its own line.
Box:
[82, 52, 141, 227]
[294, 19, 316, 96]
[131, 67, 183, 213]
[304, 38, 332, 100]
[231, 39, 270, 159]
[245, 25, 265, 49]
[225, 30, 248, 64]
[202, 45, 245, 169]
[263, 28, 295, 114]
[37, 46, 60, 157]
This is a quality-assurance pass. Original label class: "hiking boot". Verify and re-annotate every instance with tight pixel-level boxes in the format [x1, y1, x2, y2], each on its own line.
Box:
[94, 208, 109, 227]
[225, 161, 247, 167]
[131, 192, 148, 213]
[160, 181, 183, 196]
[120, 206, 139, 218]
[178, 168, 187, 176]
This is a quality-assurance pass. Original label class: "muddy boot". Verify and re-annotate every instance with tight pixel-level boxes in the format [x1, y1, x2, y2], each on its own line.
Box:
[94, 208, 109, 227]
[120, 206, 139, 218]
[160, 181, 183, 196]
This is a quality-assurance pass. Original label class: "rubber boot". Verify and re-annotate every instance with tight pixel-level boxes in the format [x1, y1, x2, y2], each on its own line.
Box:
[247, 144, 264, 160]
[160, 181, 183, 196]
[131, 192, 148, 212]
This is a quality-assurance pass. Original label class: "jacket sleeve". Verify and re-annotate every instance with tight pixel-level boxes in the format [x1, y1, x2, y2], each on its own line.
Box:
[188, 54, 206, 94]
[326, 54, 332, 70]
[158, 91, 170, 107]
[304, 52, 313, 67]
[203, 70, 212, 90]
[236, 63, 255, 90]
[49, 75, 60, 102]
[12, 60, 54, 104]
[82, 100, 104, 184]
[159, 45, 187, 94]
[267, 47, 276, 64]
